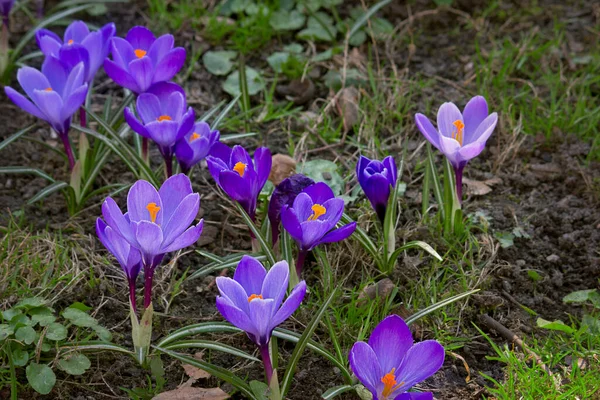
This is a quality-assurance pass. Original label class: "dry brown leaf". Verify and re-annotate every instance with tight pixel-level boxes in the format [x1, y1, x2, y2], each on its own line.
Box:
[357, 278, 396, 306]
[152, 387, 229, 400]
[463, 177, 502, 196]
[335, 87, 360, 133]
[269, 154, 297, 185]
[182, 363, 211, 380]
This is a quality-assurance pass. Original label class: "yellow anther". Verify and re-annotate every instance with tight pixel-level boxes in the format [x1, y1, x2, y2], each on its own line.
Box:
[190, 132, 201, 142]
[307, 204, 326, 221]
[157, 115, 172, 122]
[44, 87, 52, 92]
[248, 294, 263, 302]
[233, 162, 247, 177]
[452, 120, 465, 146]
[67, 39, 74, 45]
[134, 49, 147, 58]
[146, 202, 161, 223]
[381, 368, 404, 398]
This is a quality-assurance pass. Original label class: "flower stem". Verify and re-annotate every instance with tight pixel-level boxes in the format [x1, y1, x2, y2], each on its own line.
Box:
[142, 137, 149, 164]
[60, 133, 75, 170]
[143, 267, 155, 309]
[295, 249, 308, 277]
[79, 107, 87, 128]
[259, 343, 274, 385]
[454, 165, 464, 204]
[128, 277, 137, 316]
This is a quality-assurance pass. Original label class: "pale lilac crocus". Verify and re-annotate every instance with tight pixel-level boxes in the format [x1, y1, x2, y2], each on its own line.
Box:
[349, 315, 445, 400]
[215, 256, 307, 384]
[415, 96, 497, 201]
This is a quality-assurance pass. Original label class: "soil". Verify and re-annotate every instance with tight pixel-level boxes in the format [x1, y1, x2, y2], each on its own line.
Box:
[1, 0, 599, 399]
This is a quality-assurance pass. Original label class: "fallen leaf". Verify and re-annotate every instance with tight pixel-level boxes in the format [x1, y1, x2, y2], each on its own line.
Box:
[334, 87, 360, 133]
[357, 278, 396, 305]
[463, 177, 502, 196]
[152, 387, 229, 400]
[276, 78, 315, 105]
[182, 363, 211, 381]
[269, 154, 297, 185]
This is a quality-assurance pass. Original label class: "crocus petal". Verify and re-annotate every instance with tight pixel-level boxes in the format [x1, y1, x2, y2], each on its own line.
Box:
[104, 59, 140, 93]
[125, 26, 155, 50]
[248, 298, 276, 345]
[270, 280, 306, 328]
[152, 47, 186, 83]
[356, 155, 369, 177]
[147, 81, 186, 100]
[457, 141, 485, 163]
[382, 156, 398, 188]
[205, 156, 229, 185]
[136, 93, 162, 123]
[320, 197, 344, 225]
[160, 221, 203, 253]
[110, 37, 136, 67]
[216, 296, 257, 337]
[36, 29, 61, 54]
[61, 84, 88, 121]
[349, 341, 382, 397]
[158, 173, 194, 222]
[134, 221, 164, 258]
[368, 315, 414, 375]
[80, 31, 104, 80]
[62, 62, 85, 99]
[176, 107, 195, 141]
[127, 180, 162, 224]
[129, 56, 155, 93]
[280, 207, 303, 242]
[362, 174, 390, 215]
[395, 340, 445, 391]
[300, 221, 332, 249]
[4, 87, 46, 120]
[470, 112, 498, 144]
[163, 91, 184, 119]
[218, 170, 253, 202]
[31, 89, 64, 133]
[58, 45, 90, 82]
[124, 108, 151, 138]
[303, 182, 335, 205]
[261, 261, 289, 309]
[437, 135, 462, 168]
[317, 222, 356, 245]
[17, 66, 51, 99]
[233, 255, 267, 295]
[394, 393, 434, 400]
[148, 34, 174, 65]
[209, 142, 232, 164]
[231, 145, 253, 168]
[216, 277, 250, 314]
[145, 120, 179, 147]
[254, 147, 272, 190]
[436, 102, 463, 138]
[462, 95, 488, 144]
[414, 113, 441, 150]
[161, 193, 200, 247]
[292, 192, 315, 221]
[102, 197, 135, 243]
[64, 20, 89, 43]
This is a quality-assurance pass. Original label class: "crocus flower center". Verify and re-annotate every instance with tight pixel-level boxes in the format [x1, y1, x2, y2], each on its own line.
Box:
[146, 202, 161, 223]
[134, 49, 147, 58]
[44, 87, 53, 92]
[67, 39, 74, 45]
[157, 115, 172, 122]
[307, 204, 326, 221]
[452, 120, 465, 146]
[233, 162, 247, 177]
[381, 368, 404, 398]
[190, 132, 201, 142]
[248, 294, 263, 302]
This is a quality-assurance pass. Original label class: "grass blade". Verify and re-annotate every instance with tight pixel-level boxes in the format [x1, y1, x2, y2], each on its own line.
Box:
[162, 340, 260, 362]
[426, 144, 444, 221]
[27, 181, 70, 205]
[0, 125, 35, 152]
[322, 385, 355, 399]
[340, 213, 385, 271]
[156, 322, 242, 348]
[405, 289, 479, 325]
[212, 94, 241, 129]
[387, 240, 443, 265]
[0, 166, 55, 182]
[348, 0, 392, 38]
[281, 289, 338, 397]
[187, 253, 267, 281]
[60, 341, 134, 356]
[234, 202, 276, 266]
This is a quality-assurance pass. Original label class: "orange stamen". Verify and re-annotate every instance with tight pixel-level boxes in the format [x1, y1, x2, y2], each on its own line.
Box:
[381, 369, 404, 398]
[307, 204, 326, 221]
[452, 120, 465, 146]
[233, 162, 247, 177]
[44, 87, 52, 92]
[146, 202, 161, 223]
[248, 294, 263, 302]
[190, 132, 201, 142]
[157, 115, 172, 122]
[134, 49, 147, 58]
[67, 39, 74, 45]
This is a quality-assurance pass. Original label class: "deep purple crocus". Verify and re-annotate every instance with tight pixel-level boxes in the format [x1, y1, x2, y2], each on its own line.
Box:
[124, 82, 194, 176]
[206, 143, 272, 220]
[281, 182, 356, 276]
[415, 96, 498, 201]
[104, 26, 186, 94]
[356, 155, 397, 223]
[268, 174, 315, 244]
[36, 21, 116, 84]
[1, 0, 15, 27]
[99, 174, 203, 308]
[215, 255, 307, 383]
[96, 218, 142, 312]
[4, 58, 87, 169]
[349, 315, 445, 400]
[174, 121, 220, 174]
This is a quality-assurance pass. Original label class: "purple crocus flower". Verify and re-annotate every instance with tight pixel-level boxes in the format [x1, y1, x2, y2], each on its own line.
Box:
[104, 26, 186, 94]
[281, 182, 356, 276]
[267, 174, 315, 244]
[99, 174, 203, 308]
[124, 82, 194, 176]
[36, 21, 116, 84]
[1, 0, 15, 27]
[4, 58, 88, 169]
[96, 218, 142, 312]
[206, 143, 272, 220]
[215, 255, 307, 383]
[415, 96, 498, 200]
[356, 155, 397, 223]
[174, 121, 220, 174]
[349, 315, 445, 400]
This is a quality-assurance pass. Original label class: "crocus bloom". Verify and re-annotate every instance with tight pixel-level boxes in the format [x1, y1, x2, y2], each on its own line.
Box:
[4, 58, 87, 168]
[36, 21, 116, 84]
[281, 182, 356, 275]
[96, 218, 142, 311]
[206, 143, 272, 219]
[349, 315, 445, 400]
[215, 255, 307, 383]
[356, 155, 397, 223]
[104, 26, 186, 94]
[99, 174, 203, 308]
[267, 174, 315, 244]
[175, 121, 220, 174]
[1, 0, 15, 27]
[124, 82, 194, 175]
[415, 96, 498, 200]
